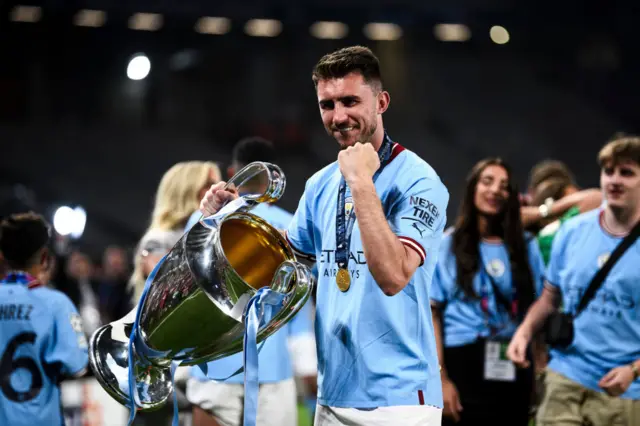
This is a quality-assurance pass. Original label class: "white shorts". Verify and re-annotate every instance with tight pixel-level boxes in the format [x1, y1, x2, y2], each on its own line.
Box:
[185, 377, 297, 426]
[314, 404, 442, 426]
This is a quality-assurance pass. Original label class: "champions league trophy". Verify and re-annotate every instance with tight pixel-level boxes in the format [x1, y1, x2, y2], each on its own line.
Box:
[88, 162, 315, 415]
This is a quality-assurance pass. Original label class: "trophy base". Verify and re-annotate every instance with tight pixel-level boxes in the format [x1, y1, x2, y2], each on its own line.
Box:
[89, 321, 173, 412]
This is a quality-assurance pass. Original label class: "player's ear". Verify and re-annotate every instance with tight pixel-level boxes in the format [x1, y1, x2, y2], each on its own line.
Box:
[377, 90, 390, 115]
[40, 247, 50, 268]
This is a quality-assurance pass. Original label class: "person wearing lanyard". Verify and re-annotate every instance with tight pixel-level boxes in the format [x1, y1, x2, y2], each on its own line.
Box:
[199, 45, 449, 426]
[430, 158, 545, 426]
[0, 212, 89, 426]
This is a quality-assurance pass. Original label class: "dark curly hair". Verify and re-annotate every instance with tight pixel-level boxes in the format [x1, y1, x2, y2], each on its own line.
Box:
[0, 211, 51, 270]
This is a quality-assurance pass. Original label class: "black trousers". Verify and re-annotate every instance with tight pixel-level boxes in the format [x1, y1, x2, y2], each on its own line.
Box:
[442, 339, 533, 426]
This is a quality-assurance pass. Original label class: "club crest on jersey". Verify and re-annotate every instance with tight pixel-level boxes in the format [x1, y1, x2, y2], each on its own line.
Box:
[597, 253, 610, 268]
[70, 313, 83, 333]
[345, 196, 354, 220]
[69, 313, 88, 348]
[486, 259, 505, 278]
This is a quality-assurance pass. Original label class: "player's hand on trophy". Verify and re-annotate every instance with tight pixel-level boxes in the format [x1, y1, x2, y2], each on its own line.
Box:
[200, 182, 239, 216]
[338, 142, 380, 186]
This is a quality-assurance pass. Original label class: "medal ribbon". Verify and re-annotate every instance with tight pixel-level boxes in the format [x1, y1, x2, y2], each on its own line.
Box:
[479, 262, 518, 336]
[335, 133, 395, 275]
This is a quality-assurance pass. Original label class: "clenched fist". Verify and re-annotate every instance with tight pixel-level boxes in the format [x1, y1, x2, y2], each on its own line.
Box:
[199, 182, 239, 216]
[338, 142, 380, 186]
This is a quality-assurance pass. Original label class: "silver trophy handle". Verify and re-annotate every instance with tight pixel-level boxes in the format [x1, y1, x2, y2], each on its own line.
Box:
[224, 161, 286, 206]
[199, 162, 286, 227]
[88, 309, 173, 411]
[257, 260, 315, 340]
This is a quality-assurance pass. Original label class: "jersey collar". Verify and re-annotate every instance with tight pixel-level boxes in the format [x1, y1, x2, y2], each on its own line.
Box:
[1, 271, 43, 289]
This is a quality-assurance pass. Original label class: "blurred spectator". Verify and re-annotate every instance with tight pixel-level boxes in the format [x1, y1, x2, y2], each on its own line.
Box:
[431, 158, 545, 425]
[509, 136, 640, 426]
[527, 160, 576, 194]
[521, 159, 602, 237]
[97, 245, 131, 324]
[61, 251, 101, 338]
[129, 161, 221, 304]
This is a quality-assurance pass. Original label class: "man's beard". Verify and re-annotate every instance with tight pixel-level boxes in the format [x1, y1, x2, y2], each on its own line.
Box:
[332, 121, 377, 150]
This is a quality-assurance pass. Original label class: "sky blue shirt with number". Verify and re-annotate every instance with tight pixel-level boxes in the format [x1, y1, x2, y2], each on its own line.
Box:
[545, 209, 640, 399]
[430, 233, 545, 347]
[187, 204, 315, 384]
[286, 142, 449, 409]
[0, 281, 88, 426]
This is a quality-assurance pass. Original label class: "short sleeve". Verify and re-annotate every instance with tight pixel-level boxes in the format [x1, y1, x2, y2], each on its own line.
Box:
[390, 176, 450, 266]
[45, 293, 89, 377]
[430, 262, 448, 307]
[429, 239, 453, 307]
[527, 237, 546, 296]
[286, 180, 317, 261]
[545, 224, 571, 289]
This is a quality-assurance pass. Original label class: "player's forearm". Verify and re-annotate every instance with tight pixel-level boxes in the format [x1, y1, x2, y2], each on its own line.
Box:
[550, 188, 602, 216]
[575, 188, 603, 213]
[521, 188, 602, 227]
[351, 179, 412, 296]
[518, 286, 561, 339]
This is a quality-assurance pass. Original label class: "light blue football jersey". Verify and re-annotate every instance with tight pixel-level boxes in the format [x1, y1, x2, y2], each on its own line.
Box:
[286, 136, 450, 409]
[546, 209, 640, 399]
[430, 233, 545, 347]
[187, 203, 315, 384]
[0, 273, 88, 426]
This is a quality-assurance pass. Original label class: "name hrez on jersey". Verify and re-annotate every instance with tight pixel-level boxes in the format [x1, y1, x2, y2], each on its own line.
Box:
[0, 304, 34, 321]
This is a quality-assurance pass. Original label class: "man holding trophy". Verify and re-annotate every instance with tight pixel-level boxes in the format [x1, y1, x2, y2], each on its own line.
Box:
[201, 46, 449, 426]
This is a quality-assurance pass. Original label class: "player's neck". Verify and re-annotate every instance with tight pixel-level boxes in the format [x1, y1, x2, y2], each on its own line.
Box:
[369, 126, 385, 152]
[603, 204, 640, 235]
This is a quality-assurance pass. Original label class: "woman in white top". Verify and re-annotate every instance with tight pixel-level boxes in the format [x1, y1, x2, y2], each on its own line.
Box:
[129, 160, 221, 305]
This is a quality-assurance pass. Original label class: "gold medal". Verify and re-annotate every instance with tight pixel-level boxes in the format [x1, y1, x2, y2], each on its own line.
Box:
[336, 268, 351, 292]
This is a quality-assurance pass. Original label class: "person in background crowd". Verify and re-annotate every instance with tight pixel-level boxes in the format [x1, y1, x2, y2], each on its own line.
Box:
[0, 212, 88, 426]
[97, 245, 131, 324]
[129, 161, 221, 304]
[64, 251, 101, 338]
[508, 136, 640, 426]
[520, 160, 604, 402]
[186, 136, 318, 426]
[430, 158, 545, 425]
[520, 159, 602, 237]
